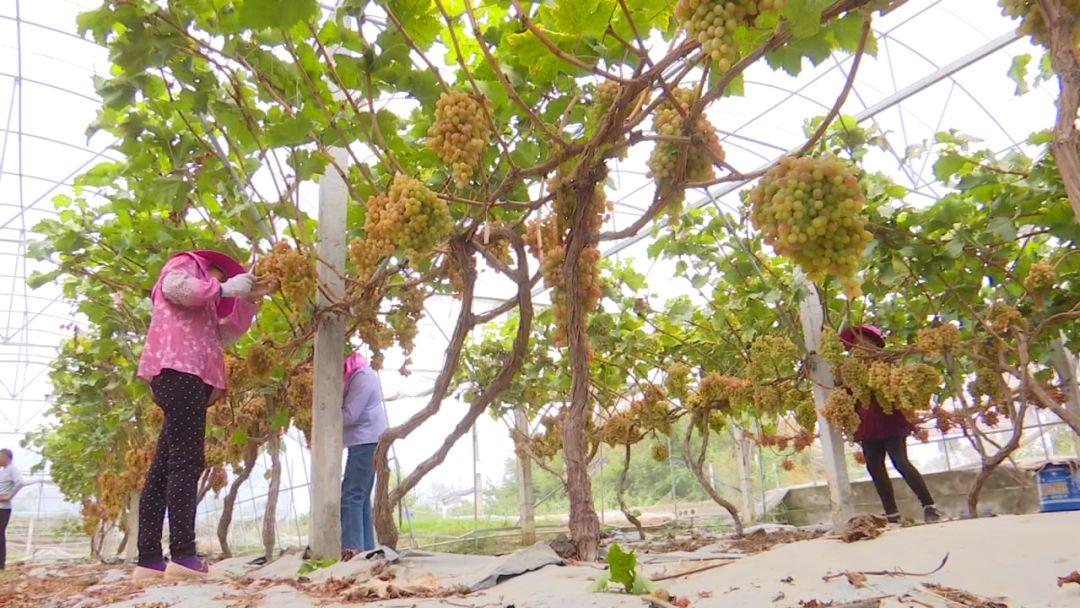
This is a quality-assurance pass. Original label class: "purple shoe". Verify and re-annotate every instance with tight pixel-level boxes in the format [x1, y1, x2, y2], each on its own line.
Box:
[133, 559, 167, 583]
[164, 555, 209, 580]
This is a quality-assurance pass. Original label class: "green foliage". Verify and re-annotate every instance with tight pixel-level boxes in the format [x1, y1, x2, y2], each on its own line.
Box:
[589, 543, 655, 594]
[298, 557, 339, 574]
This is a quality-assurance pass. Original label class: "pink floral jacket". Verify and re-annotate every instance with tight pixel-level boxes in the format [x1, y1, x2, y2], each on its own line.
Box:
[136, 252, 257, 395]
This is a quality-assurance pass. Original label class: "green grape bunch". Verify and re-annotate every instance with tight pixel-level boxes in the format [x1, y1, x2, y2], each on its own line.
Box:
[675, 0, 786, 71]
[647, 88, 724, 211]
[363, 174, 454, 260]
[823, 388, 860, 437]
[746, 155, 873, 297]
[427, 91, 493, 188]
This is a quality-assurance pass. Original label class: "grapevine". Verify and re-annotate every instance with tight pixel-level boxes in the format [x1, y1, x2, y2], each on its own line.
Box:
[427, 91, 493, 188]
[647, 88, 724, 211]
[746, 155, 872, 297]
[998, 0, 1080, 49]
[675, 0, 787, 72]
[253, 241, 315, 302]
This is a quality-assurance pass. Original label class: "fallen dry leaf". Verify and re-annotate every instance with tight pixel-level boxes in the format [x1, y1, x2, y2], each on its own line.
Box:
[697, 590, 713, 599]
[781, 576, 795, 584]
[839, 514, 888, 543]
[844, 571, 868, 588]
[1058, 571, 1080, 588]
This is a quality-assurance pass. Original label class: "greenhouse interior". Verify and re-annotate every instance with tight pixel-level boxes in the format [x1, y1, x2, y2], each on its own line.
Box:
[0, 0, 1079, 606]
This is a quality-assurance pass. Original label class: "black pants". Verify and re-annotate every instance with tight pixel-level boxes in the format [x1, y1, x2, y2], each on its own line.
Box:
[137, 369, 212, 566]
[0, 508, 10, 570]
[861, 435, 935, 516]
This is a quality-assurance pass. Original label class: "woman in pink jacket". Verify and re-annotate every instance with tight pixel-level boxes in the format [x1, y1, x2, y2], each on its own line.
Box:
[133, 250, 263, 581]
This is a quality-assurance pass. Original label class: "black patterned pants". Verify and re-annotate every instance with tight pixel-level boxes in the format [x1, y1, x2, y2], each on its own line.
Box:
[137, 369, 212, 566]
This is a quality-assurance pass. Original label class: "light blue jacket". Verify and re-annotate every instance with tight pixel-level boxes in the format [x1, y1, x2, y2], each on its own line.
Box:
[342, 365, 388, 447]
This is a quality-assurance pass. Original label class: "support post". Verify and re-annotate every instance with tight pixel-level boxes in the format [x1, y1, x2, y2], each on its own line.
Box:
[125, 492, 139, 561]
[732, 426, 756, 520]
[514, 407, 536, 545]
[472, 424, 482, 525]
[309, 147, 349, 559]
[797, 274, 854, 529]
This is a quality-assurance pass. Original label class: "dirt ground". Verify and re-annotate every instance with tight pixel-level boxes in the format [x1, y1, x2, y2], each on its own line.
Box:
[1, 511, 1077, 608]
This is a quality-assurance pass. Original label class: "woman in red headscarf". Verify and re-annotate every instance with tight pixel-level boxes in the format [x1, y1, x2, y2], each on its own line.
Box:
[840, 324, 943, 524]
[134, 250, 266, 581]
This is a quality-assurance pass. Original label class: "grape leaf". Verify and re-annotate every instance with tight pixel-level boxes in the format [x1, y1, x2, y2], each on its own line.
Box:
[607, 543, 637, 593]
[933, 153, 965, 182]
[1008, 54, 1031, 96]
[237, 0, 319, 30]
[781, 0, 830, 39]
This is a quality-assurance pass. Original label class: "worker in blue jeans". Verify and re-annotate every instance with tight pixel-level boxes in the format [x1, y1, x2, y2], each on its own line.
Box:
[341, 352, 388, 558]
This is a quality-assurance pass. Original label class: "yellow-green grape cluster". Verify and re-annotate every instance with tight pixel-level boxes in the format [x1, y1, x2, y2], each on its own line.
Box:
[427, 91, 492, 188]
[794, 398, 818, 434]
[244, 338, 276, 378]
[866, 361, 941, 416]
[286, 364, 313, 444]
[364, 175, 454, 260]
[988, 302, 1028, 334]
[747, 335, 798, 379]
[209, 467, 229, 495]
[357, 306, 395, 371]
[531, 414, 567, 460]
[675, 0, 786, 71]
[698, 372, 751, 412]
[651, 442, 671, 462]
[600, 411, 640, 446]
[349, 236, 393, 282]
[647, 88, 723, 211]
[665, 362, 693, 401]
[254, 241, 316, 302]
[916, 324, 961, 356]
[1023, 261, 1055, 293]
[823, 388, 860, 436]
[968, 366, 1010, 407]
[590, 81, 621, 129]
[837, 357, 871, 403]
[387, 283, 425, 355]
[630, 386, 673, 434]
[747, 155, 872, 297]
[819, 327, 847, 368]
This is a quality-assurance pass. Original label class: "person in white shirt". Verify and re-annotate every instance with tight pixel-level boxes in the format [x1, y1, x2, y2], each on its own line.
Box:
[0, 448, 24, 570]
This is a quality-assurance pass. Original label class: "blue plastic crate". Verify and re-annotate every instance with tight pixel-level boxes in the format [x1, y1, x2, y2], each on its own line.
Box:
[1034, 461, 1080, 513]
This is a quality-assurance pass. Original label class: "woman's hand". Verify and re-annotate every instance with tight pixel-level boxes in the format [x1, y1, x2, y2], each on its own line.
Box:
[245, 277, 276, 301]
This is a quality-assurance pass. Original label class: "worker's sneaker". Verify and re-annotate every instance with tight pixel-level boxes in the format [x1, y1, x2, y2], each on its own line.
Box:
[885, 512, 901, 524]
[924, 505, 943, 523]
[165, 555, 209, 580]
[132, 560, 167, 583]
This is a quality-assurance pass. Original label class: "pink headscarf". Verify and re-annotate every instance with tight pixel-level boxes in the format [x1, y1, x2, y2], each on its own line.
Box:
[343, 352, 369, 383]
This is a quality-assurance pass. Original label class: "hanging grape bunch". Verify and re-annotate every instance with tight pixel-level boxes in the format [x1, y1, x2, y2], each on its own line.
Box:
[253, 241, 315, 302]
[647, 88, 724, 210]
[365, 174, 454, 261]
[916, 323, 961, 356]
[589, 81, 621, 130]
[244, 338, 276, 378]
[823, 387, 860, 436]
[746, 155, 873, 297]
[676, 0, 786, 72]
[427, 91, 493, 189]
[651, 443, 671, 462]
[1023, 261, 1055, 295]
[387, 283, 426, 356]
